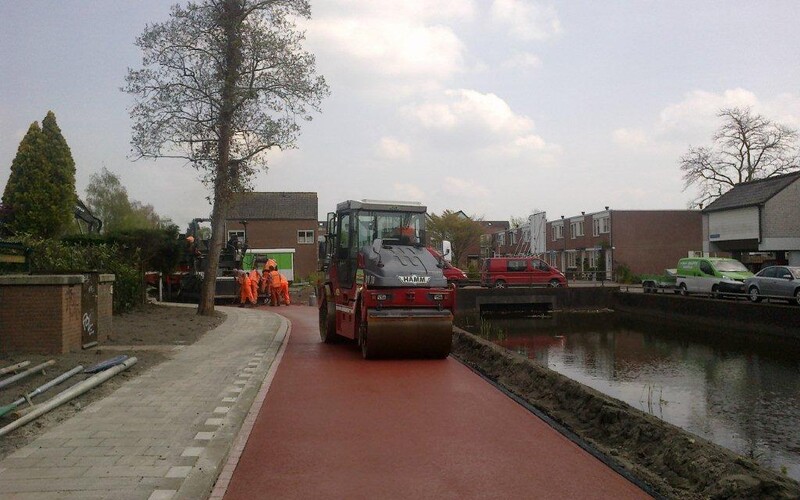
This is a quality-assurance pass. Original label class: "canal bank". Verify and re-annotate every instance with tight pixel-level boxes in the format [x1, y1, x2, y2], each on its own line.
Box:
[451, 327, 800, 499]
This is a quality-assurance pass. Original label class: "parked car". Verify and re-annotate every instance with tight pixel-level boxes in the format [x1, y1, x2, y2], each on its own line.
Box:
[675, 257, 753, 297]
[641, 269, 677, 293]
[480, 256, 566, 288]
[426, 247, 468, 286]
[744, 266, 800, 305]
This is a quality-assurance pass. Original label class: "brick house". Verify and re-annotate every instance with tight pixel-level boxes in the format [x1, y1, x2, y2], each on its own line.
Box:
[702, 172, 800, 268]
[225, 192, 318, 282]
[540, 209, 702, 279]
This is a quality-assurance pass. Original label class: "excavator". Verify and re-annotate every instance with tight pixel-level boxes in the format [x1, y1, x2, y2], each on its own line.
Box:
[318, 200, 455, 359]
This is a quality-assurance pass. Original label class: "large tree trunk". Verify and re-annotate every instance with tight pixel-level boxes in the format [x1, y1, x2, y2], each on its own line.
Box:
[197, 0, 244, 316]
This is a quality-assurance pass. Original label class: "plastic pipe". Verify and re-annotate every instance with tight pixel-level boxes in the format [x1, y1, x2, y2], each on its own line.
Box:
[0, 365, 84, 418]
[0, 361, 31, 377]
[0, 360, 55, 390]
[0, 357, 137, 437]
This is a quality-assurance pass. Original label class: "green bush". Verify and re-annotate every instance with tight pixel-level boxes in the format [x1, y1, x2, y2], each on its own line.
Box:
[615, 263, 640, 284]
[19, 236, 142, 314]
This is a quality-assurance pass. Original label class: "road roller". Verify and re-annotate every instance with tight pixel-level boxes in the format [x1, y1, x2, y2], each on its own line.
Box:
[318, 199, 455, 359]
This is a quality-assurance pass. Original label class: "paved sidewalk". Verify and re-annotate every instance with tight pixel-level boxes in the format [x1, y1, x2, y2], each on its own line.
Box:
[0, 305, 287, 500]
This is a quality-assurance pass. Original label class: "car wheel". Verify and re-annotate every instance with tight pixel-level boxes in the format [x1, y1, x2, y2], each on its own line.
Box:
[679, 283, 688, 296]
[748, 286, 762, 303]
[548, 279, 562, 288]
[494, 280, 506, 289]
[795, 289, 800, 306]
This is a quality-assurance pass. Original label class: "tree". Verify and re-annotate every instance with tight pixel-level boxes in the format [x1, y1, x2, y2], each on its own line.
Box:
[427, 210, 484, 267]
[86, 167, 165, 233]
[2, 112, 77, 238]
[680, 107, 800, 208]
[124, 0, 329, 315]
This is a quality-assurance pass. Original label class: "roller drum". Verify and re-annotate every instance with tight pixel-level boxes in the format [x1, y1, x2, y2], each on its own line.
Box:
[362, 309, 453, 359]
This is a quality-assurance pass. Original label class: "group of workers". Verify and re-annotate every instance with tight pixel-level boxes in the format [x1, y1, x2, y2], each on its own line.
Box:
[236, 258, 291, 307]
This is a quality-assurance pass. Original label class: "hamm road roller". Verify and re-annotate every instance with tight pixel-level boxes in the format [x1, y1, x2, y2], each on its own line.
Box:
[318, 199, 455, 359]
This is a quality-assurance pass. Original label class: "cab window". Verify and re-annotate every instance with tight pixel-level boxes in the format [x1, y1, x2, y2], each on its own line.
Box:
[508, 260, 527, 272]
[699, 261, 714, 275]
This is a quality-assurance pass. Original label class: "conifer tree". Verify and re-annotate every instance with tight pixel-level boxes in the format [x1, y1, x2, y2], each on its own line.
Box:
[1, 112, 77, 238]
[41, 111, 77, 234]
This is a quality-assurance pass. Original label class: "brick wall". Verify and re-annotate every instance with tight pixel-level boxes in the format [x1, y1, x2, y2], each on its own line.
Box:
[0, 276, 83, 354]
[612, 210, 703, 275]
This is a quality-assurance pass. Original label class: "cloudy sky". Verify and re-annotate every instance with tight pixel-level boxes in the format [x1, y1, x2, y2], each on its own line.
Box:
[2, 1, 800, 229]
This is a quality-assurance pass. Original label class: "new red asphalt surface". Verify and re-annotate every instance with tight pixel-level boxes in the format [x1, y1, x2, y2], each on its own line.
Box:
[224, 305, 649, 499]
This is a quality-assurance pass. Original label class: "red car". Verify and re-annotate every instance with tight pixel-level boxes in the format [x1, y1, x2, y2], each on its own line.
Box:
[480, 256, 566, 288]
[427, 247, 468, 286]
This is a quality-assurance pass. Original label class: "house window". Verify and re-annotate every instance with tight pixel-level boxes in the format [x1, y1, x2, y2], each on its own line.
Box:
[497, 233, 505, 246]
[227, 230, 245, 245]
[297, 230, 315, 244]
[588, 250, 598, 268]
[594, 216, 610, 235]
[553, 224, 563, 240]
[566, 251, 577, 268]
[593, 219, 600, 237]
[570, 221, 584, 239]
[509, 231, 517, 245]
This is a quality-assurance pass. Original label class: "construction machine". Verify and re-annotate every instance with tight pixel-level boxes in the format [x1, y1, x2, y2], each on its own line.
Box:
[318, 200, 455, 359]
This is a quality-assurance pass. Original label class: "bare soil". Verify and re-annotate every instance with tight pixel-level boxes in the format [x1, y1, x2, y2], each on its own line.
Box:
[452, 327, 800, 500]
[0, 303, 225, 460]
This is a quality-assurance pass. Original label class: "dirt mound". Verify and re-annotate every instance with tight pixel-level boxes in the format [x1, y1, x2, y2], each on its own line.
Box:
[452, 327, 800, 499]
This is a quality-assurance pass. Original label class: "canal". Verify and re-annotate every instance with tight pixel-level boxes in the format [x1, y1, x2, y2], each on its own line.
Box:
[462, 312, 800, 481]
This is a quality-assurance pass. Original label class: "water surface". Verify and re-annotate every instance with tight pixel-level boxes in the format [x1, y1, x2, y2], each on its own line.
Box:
[466, 313, 800, 481]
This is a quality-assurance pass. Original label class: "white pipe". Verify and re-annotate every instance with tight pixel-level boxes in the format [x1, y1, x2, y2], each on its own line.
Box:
[0, 361, 31, 376]
[0, 357, 137, 437]
[0, 360, 55, 390]
[1, 365, 85, 413]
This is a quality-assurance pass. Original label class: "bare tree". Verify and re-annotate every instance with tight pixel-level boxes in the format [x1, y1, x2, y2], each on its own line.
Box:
[680, 107, 799, 208]
[124, 0, 328, 314]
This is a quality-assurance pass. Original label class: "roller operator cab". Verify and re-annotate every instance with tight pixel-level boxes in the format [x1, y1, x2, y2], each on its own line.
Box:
[318, 200, 455, 359]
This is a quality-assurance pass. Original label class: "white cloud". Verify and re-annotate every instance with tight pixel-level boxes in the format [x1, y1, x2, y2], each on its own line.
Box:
[442, 176, 490, 198]
[393, 182, 426, 201]
[500, 52, 542, 70]
[612, 128, 649, 148]
[615, 88, 800, 149]
[376, 137, 411, 160]
[490, 0, 561, 41]
[305, 1, 471, 91]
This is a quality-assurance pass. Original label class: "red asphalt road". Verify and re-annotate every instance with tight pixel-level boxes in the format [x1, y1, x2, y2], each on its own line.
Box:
[224, 305, 649, 499]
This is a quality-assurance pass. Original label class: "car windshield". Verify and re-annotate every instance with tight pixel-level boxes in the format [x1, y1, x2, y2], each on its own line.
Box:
[356, 210, 425, 247]
[714, 260, 748, 272]
[790, 267, 800, 279]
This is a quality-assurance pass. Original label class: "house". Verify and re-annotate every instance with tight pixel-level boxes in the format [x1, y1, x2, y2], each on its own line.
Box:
[225, 192, 318, 282]
[702, 172, 800, 268]
[543, 208, 702, 279]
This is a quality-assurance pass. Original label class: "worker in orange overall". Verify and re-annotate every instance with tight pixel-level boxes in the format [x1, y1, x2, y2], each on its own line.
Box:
[279, 272, 291, 306]
[237, 270, 254, 307]
[263, 258, 277, 272]
[248, 268, 260, 305]
[268, 266, 282, 306]
[260, 268, 271, 304]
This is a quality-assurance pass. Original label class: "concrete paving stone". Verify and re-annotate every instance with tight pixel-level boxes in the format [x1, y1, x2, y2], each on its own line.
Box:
[181, 447, 204, 457]
[109, 445, 151, 456]
[142, 446, 176, 457]
[82, 464, 171, 478]
[64, 437, 107, 447]
[28, 447, 75, 458]
[26, 437, 71, 448]
[229, 387, 243, 393]
[205, 418, 224, 426]
[0, 456, 45, 468]
[148, 490, 177, 500]
[213, 406, 230, 414]
[194, 432, 214, 440]
[64, 456, 111, 467]
[0, 476, 142, 493]
[99, 437, 145, 447]
[165, 465, 193, 478]
[114, 455, 159, 467]
[0, 465, 91, 479]
[67, 446, 116, 457]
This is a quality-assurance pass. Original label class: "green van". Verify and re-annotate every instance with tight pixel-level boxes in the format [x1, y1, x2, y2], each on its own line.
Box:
[675, 257, 753, 297]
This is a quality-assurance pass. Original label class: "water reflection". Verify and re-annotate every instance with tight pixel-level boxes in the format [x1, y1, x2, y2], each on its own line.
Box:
[466, 313, 800, 481]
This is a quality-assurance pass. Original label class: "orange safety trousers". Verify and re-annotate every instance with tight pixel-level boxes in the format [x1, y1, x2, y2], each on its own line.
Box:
[238, 275, 254, 304]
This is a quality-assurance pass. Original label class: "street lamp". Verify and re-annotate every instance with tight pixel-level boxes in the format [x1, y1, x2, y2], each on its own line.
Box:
[561, 215, 567, 283]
